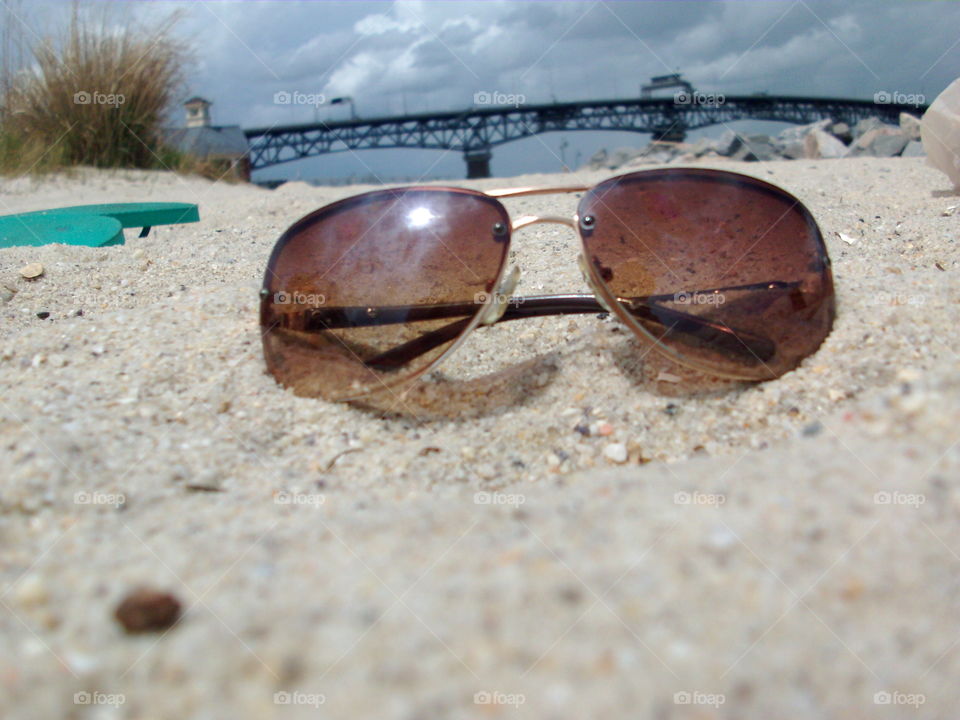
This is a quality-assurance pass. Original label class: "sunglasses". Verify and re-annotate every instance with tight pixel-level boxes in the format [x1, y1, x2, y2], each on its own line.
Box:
[260, 168, 835, 402]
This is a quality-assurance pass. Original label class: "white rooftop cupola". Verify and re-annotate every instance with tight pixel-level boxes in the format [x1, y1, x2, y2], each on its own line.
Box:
[184, 97, 212, 128]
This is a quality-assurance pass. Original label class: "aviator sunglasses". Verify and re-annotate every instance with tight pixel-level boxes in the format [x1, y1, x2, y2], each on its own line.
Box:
[260, 167, 835, 401]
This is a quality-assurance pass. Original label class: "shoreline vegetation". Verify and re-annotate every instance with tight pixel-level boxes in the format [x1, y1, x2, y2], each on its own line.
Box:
[0, 4, 242, 182]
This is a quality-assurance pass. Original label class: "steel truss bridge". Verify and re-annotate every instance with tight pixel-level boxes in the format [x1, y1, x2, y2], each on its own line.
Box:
[244, 95, 926, 178]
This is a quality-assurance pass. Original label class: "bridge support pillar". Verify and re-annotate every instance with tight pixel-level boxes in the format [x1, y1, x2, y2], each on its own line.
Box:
[651, 126, 686, 143]
[464, 149, 492, 179]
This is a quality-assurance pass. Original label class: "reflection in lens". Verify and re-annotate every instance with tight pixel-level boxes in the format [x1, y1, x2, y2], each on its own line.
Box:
[578, 168, 834, 379]
[260, 188, 511, 401]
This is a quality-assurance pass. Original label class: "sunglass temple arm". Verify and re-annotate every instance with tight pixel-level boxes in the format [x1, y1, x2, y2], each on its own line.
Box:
[272, 281, 802, 370]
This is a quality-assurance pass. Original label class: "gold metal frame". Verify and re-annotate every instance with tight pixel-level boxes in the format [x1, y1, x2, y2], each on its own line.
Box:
[263, 168, 834, 402]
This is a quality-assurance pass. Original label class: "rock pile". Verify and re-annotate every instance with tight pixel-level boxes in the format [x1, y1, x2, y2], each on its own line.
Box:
[586, 113, 925, 170]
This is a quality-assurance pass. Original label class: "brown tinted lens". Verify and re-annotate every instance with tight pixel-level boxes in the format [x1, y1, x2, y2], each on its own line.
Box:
[578, 168, 834, 379]
[261, 188, 511, 400]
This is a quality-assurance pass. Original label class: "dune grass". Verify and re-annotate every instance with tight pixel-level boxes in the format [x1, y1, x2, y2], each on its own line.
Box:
[0, 6, 239, 180]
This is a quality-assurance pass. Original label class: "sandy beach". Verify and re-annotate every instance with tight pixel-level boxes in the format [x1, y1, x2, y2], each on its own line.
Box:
[2, 156, 959, 718]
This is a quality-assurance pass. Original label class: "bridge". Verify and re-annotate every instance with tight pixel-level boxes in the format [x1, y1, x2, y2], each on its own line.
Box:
[244, 94, 927, 178]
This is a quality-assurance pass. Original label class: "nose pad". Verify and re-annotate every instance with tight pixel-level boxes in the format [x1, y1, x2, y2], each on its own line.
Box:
[577, 254, 616, 314]
[478, 264, 521, 326]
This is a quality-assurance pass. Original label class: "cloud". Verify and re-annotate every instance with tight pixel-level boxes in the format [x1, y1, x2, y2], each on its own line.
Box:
[166, 0, 957, 129]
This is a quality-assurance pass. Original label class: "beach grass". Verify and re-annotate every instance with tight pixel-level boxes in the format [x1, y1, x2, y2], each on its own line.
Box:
[0, 6, 205, 176]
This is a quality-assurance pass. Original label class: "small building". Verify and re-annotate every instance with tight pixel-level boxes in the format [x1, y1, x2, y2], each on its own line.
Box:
[640, 73, 693, 99]
[163, 97, 250, 180]
[184, 96, 212, 128]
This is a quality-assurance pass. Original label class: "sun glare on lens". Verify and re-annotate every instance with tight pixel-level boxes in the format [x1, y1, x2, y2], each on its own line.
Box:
[407, 206, 436, 228]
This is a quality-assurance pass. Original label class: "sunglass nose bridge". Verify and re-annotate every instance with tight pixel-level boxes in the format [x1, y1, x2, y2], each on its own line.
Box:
[478, 264, 521, 326]
[577, 254, 616, 314]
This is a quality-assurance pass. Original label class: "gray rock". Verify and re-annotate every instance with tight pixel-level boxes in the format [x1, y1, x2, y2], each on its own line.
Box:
[690, 137, 717, 157]
[777, 118, 832, 145]
[853, 117, 891, 140]
[779, 140, 806, 159]
[847, 128, 910, 157]
[899, 112, 922, 140]
[804, 129, 848, 159]
[731, 134, 779, 161]
[901, 140, 926, 157]
[588, 148, 608, 169]
[608, 147, 643, 168]
[829, 122, 852, 143]
[632, 142, 683, 166]
[714, 130, 738, 156]
[873, 133, 910, 157]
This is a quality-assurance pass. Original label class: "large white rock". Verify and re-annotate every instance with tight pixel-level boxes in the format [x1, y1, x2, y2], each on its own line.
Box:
[902, 140, 926, 157]
[804, 129, 848, 159]
[921, 78, 960, 190]
[846, 127, 909, 157]
[777, 118, 832, 144]
[900, 112, 922, 140]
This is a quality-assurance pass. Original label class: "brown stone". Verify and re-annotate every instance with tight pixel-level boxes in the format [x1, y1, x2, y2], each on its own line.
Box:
[114, 588, 182, 633]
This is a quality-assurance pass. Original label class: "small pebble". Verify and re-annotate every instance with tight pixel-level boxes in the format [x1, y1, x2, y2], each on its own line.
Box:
[114, 588, 182, 633]
[597, 422, 614, 436]
[656, 371, 681, 383]
[603, 443, 628, 464]
[15, 575, 49, 606]
[36, 311, 50, 320]
[706, 527, 737, 550]
[896, 368, 922, 383]
[19, 263, 44, 279]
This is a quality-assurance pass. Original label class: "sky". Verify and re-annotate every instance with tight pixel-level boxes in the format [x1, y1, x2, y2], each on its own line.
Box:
[8, 0, 960, 182]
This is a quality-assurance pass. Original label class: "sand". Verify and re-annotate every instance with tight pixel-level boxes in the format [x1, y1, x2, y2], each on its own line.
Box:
[1, 157, 958, 719]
